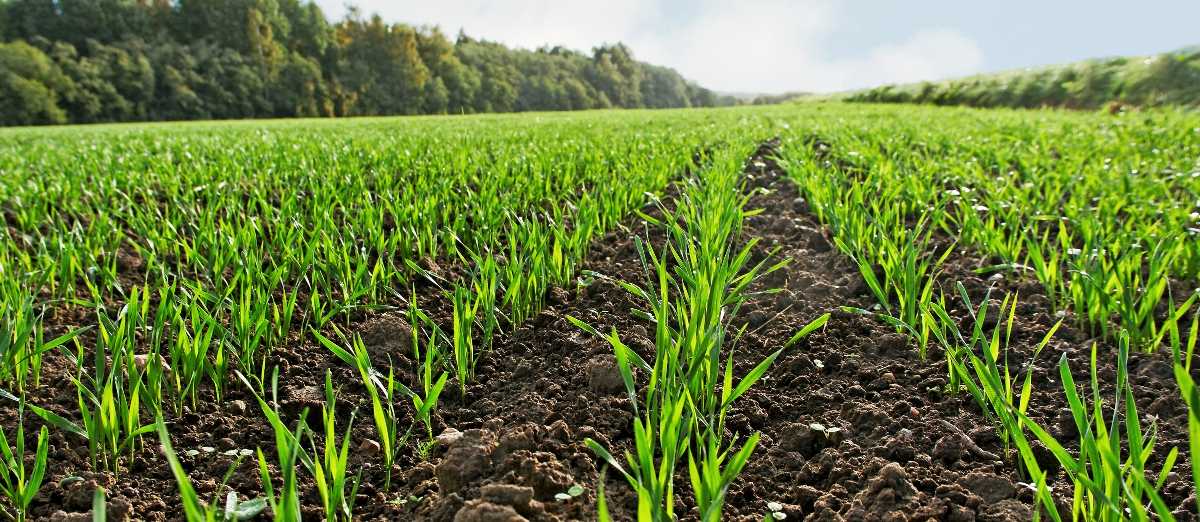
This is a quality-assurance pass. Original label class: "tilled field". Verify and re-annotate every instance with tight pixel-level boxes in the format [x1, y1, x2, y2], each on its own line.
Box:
[10, 145, 1196, 522]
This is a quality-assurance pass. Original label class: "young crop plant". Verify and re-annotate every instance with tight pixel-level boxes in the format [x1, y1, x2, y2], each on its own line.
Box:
[1016, 335, 1181, 522]
[405, 254, 503, 395]
[921, 280, 1182, 521]
[470, 252, 501, 351]
[154, 418, 266, 522]
[44, 288, 160, 475]
[922, 284, 1062, 461]
[1069, 235, 1188, 351]
[909, 287, 1068, 519]
[571, 147, 830, 522]
[165, 293, 223, 413]
[400, 287, 452, 421]
[234, 367, 343, 521]
[836, 211, 951, 354]
[779, 139, 949, 351]
[0, 399, 48, 522]
[500, 217, 550, 329]
[309, 370, 361, 522]
[449, 282, 478, 396]
[272, 281, 302, 349]
[138, 282, 182, 419]
[1166, 297, 1200, 369]
[229, 275, 274, 380]
[0, 274, 89, 393]
[315, 328, 447, 493]
[257, 418, 306, 522]
[1022, 225, 1069, 313]
[1174, 360, 1200, 519]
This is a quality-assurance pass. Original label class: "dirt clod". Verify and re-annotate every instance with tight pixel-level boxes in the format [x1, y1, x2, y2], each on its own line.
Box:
[437, 429, 496, 494]
[978, 499, 1032, 522]
[958, 473, 1014, 504]
[454, 500, 528, 522]
[933, 435, 965, 464]
[844, 463, 921, 521]
[586, 355, 625, 394]
[438, 427, 465, 446]
[358, 314, 415, 360]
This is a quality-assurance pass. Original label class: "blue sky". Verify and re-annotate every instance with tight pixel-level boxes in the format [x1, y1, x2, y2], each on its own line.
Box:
[312, 0, 1200, 93]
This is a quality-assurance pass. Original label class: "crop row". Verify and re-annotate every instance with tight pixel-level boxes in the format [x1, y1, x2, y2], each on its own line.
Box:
[779, 104, 1200, 521]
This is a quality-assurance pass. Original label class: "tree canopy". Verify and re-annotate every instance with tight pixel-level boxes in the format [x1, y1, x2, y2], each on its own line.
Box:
[0, 0, 728, 125]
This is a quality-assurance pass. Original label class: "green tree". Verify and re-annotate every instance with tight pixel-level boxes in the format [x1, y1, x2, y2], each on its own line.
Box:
[586, 43, 643, 108]
[272, 50, 326, 117]
[1, 0, 59, 43]
[0, 39, 73, 125]
[174, 0, 289, 58]
[334, 10, 428, 116]
[58, 0, 152, 47]
[2, 0, 152, 48]
[49, 39, 153, 122]
[417, 26, 475, 114]
[640, 63, 691, 108]
[278, 0, 333, 60]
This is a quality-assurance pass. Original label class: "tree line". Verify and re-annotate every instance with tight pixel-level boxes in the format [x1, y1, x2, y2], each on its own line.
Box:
[844, 46, 1200, 111]
[0, 0, 734, 126]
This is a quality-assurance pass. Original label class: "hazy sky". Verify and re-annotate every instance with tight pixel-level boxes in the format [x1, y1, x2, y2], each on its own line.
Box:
[311, 0, 1200, 94]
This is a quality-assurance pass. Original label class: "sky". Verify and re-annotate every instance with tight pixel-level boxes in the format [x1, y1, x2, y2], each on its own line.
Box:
[310, 0, 1200, 94]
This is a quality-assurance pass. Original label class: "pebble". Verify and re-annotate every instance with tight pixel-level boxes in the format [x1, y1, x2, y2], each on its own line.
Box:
[358, 439, 380, 456]
[792, 197, 810, 213]
[134, 353, 172, 373]
[225, 400, 247, 415]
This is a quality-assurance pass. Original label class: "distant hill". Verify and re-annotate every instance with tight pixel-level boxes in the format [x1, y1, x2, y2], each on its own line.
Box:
[0, 0, 721, 126]
[838, 46, 1200, 110]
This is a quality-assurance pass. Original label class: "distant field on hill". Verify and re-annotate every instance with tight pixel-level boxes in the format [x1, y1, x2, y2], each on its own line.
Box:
[832, 46, 1200, 111]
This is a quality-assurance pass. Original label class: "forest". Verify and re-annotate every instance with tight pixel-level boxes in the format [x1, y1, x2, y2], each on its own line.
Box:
[0, 0, 729, 126]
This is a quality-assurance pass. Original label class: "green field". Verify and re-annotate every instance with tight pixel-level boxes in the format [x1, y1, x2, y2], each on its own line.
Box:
[1, 104, 1200, 521]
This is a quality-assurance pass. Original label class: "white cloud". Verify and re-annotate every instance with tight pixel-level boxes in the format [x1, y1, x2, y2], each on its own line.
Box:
[624, 0, 839, 92]
[313, 0, 983, 93]
[823, 29, 984, 91]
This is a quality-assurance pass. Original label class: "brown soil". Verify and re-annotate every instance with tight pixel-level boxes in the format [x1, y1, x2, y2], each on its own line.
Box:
[5, 142, 1198, 522]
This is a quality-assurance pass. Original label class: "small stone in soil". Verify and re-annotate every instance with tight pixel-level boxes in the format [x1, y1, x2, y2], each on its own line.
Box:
[358, 439, 380, 456]
[134, 353, 171, 373]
